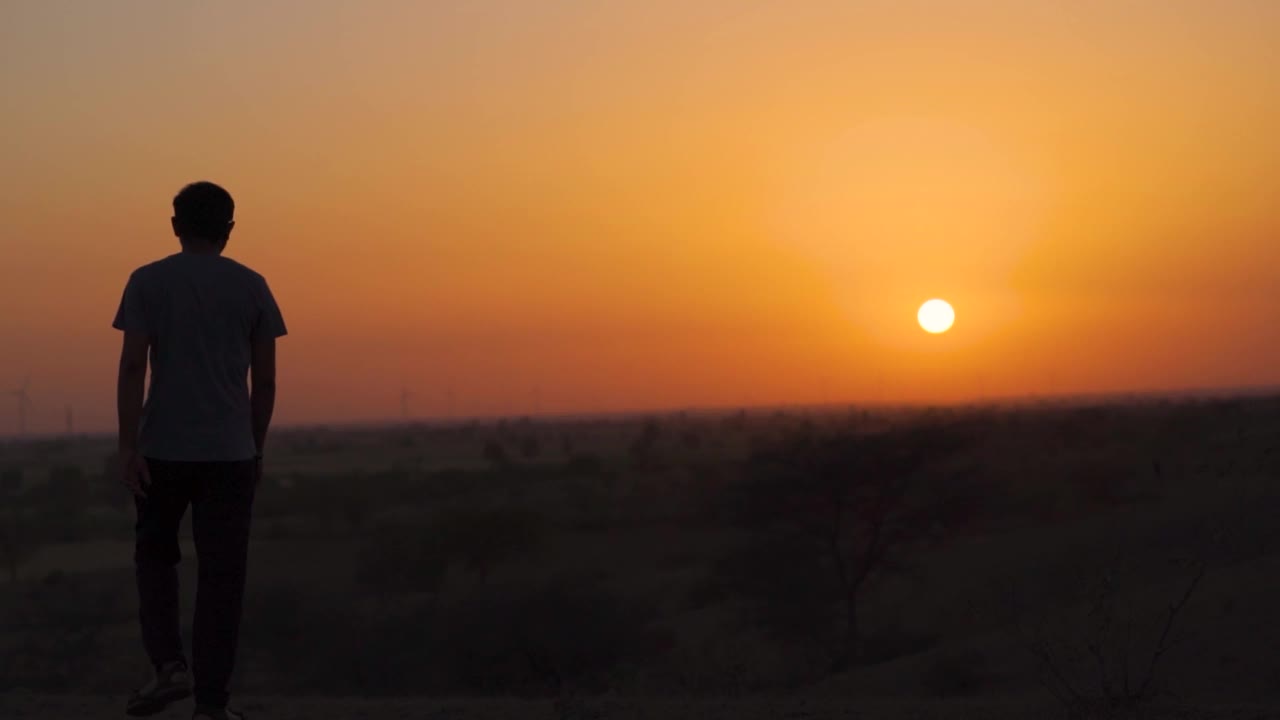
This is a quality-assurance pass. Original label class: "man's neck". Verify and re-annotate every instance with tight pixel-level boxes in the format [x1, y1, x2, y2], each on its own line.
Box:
[180, 240, 225, 256]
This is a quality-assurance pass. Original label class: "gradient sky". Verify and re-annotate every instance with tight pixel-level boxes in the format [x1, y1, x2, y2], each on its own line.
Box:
[3, 1, 1280, 433]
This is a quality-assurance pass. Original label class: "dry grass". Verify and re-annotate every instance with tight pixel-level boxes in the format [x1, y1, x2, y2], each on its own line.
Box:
[4, 694, 1278, 720]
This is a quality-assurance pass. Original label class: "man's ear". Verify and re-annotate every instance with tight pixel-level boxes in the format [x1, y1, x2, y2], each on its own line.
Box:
[171, 216, 181, 237]
[225, 220, 236, 238]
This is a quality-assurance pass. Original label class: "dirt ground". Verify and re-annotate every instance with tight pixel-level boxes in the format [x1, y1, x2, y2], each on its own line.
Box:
[2, 695, 1277, 720]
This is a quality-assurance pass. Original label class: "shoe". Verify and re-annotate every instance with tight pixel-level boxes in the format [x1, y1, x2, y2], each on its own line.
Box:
[126, 660, 192, 716]
[193, 707, 246, 720]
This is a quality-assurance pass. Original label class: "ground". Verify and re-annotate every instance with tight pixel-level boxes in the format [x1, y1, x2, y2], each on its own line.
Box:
[6, 400, 1280, 714]
[2, 695, 1278, 720]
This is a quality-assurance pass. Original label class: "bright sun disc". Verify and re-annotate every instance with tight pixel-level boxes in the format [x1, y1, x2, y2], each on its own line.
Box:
[918, 299, 955, 334]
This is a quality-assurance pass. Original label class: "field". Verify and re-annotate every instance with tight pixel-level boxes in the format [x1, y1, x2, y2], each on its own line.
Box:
[3, 398, 1280, 719]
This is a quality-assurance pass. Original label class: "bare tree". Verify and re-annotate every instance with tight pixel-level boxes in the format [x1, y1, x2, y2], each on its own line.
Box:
[730, 424, 972, 671]
[1013, 555, 1208, 719]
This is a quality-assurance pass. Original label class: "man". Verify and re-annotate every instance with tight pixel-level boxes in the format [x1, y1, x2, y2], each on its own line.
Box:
[114, 182, 286, 720]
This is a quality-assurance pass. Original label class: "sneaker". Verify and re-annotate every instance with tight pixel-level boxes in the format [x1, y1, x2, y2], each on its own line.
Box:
[126, 660, 192, 716]
[193, 707, 246, 720]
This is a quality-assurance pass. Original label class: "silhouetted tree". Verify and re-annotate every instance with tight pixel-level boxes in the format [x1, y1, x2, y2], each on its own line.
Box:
[1013, 554, 1208, 719]
[483, 439, 510, 469]
[630, 419, 661, 470]
[729, 424, 972, 672]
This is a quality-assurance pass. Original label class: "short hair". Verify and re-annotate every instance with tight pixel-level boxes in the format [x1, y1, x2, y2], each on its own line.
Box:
[173, 181, 234, 239]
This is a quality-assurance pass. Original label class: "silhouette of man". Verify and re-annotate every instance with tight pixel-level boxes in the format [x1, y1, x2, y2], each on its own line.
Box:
[114, 182, 286, 720]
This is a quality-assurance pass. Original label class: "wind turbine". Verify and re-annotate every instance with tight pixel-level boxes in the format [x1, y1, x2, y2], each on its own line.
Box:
[9, 377, 34, 436]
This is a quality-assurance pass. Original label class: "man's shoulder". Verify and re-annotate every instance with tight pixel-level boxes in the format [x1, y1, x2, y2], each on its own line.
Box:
[127, 255, 177, 283]
[218, 256, 269, 284]
[140, 254, 265, 279]
[128, 255, 272, 295]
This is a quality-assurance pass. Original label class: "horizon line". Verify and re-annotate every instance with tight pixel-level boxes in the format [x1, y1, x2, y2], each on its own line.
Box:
[4, 381, 1280, 443]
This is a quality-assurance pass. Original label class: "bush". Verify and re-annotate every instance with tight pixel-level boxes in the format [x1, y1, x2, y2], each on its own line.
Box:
[1014, 556, 1207, 718]
[357, 506, 545, 592]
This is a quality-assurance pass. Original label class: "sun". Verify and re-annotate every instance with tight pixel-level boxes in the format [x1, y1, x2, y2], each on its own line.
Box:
[918, 299, 955, 334]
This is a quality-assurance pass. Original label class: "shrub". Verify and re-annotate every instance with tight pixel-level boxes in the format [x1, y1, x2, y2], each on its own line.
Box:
[1014, 556, 1207, 719]
[357, 506, 545, 592]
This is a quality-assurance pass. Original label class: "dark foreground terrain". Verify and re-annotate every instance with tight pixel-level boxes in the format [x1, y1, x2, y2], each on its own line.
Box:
[3, 397, 1280, 718]
[3, 694, 1277, 720]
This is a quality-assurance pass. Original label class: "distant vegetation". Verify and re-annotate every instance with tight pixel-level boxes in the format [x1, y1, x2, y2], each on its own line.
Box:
[2, 398, 1279, 716]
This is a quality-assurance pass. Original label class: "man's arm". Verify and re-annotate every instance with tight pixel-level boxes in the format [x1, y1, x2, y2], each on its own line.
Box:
[117, 330, 151, 497]
[117, 331, 149, 452]
[250, 336, 277, 456]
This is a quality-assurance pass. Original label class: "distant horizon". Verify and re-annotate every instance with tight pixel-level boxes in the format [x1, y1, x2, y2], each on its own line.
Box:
[6, 380, 1279, 443]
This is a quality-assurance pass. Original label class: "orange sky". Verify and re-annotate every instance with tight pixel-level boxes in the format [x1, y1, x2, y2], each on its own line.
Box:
[2, 1, 1280, 433]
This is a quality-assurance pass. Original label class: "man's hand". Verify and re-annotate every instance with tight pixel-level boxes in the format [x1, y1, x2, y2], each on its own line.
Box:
[253, 455, 264, 486]
[119, 450, 151, 498]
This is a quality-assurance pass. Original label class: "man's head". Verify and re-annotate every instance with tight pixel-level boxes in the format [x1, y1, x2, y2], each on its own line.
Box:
[171, 181, 235, 248]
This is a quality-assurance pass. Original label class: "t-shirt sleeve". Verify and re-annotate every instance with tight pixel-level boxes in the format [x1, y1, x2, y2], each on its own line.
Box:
[253, 277, 288, 341]
[111, 271, 149, 333]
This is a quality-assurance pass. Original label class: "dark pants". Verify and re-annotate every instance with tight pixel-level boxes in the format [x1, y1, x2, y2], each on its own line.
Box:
[135, 459, 257, 709]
